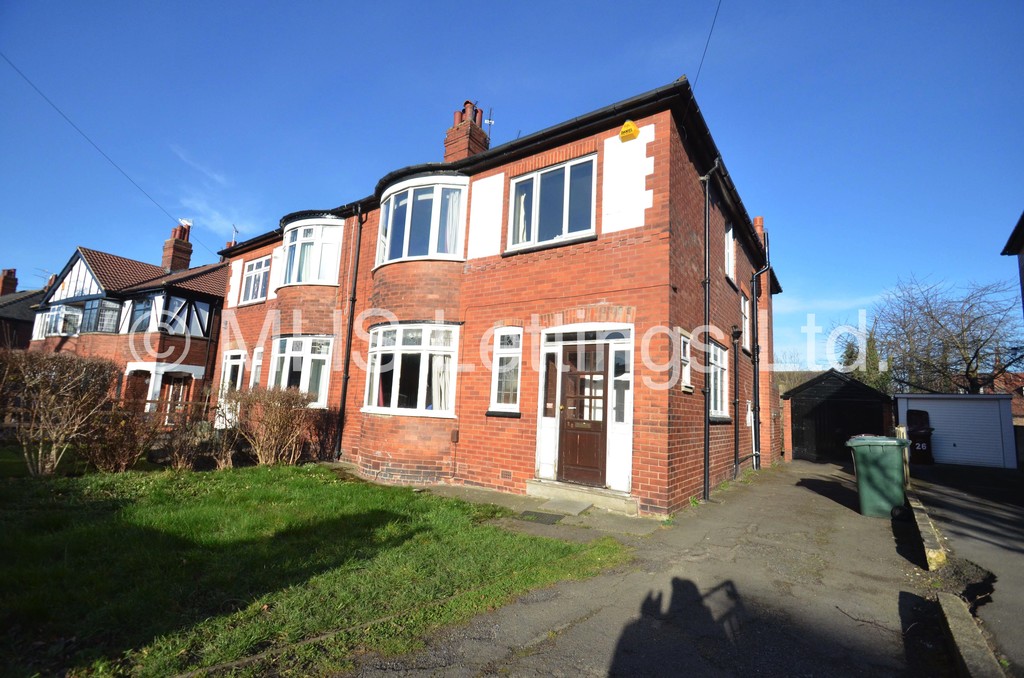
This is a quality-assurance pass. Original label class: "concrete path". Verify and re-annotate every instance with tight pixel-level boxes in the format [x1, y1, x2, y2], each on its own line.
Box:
[353, 462, 947, 677]
[911, 465, 1024, 675]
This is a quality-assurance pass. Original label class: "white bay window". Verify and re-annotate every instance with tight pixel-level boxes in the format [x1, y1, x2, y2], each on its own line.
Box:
[376, 176, 467, 266]
[364, 324, 458, 416]
[282, 220, 342, 286]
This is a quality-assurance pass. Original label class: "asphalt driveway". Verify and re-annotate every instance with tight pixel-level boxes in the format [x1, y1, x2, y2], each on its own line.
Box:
[352, 461, 953, 676]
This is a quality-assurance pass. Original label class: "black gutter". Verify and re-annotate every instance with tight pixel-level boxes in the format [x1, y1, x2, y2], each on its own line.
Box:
[335, 204, 366, 459]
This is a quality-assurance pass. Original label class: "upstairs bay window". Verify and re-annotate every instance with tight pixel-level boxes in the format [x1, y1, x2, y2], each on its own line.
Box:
[509, 155, 595, 250]
[364, 324, 458, 416]
[376, 177, 467, 265]
[130, 298, 153, 332]
[282, 220, 342, 286]
[269, 336, 332, 408]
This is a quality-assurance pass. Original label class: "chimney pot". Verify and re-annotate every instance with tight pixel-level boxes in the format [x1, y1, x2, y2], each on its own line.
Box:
[162, 224, 193, 272]
[444, 99, 490, 162]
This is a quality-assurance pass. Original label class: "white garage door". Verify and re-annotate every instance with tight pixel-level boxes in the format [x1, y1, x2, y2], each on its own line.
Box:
[905, 398, 1010, 467]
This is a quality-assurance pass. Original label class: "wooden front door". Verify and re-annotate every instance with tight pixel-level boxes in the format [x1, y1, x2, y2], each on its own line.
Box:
[557, 344, 608, 486]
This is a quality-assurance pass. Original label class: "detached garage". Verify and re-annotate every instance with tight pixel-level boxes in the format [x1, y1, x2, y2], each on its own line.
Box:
[782, 369, 893, 462]
[895, 394, 1018, 469]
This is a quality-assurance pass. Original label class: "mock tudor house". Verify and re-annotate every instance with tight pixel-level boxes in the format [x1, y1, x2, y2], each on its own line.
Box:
[215, 77, 783, 514]
[30, 222, 227, 406]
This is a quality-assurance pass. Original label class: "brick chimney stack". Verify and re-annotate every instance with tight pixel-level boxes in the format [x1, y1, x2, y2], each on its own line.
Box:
[162, 220, 193, 272]
[753, 216, 765, 245]
[443, 100, 490, 162]
[0, 269, 17, 296]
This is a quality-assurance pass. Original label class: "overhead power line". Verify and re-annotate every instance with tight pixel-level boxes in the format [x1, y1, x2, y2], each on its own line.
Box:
[0, 50, 218, 258]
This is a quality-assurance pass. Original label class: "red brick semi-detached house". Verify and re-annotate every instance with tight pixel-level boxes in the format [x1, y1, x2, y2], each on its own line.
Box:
[30, 222, 227, 406]
[215, 77, 783, 515]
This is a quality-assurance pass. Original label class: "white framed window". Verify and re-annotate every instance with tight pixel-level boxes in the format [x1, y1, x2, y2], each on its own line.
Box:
[269, 336, 333, 408]
[241, 256, 271, 303]
[250, 347, 263, 388]
[364, 324, 458, 417]
[489, 327, 523, 412]
[724, 222, 736, 280]
[708, 341, 728, 417]
[741, 293, 751, 351]
[376, 177, 467, 266]
[220, 351, 246, 396]
[282, 220, 342, 286]
[43, 305, 83, 336]
[508, 155, 595, 250]
[677, 328, 693, 392]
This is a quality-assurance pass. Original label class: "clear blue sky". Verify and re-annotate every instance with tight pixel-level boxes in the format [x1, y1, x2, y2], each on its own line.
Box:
[2, 1, 1022, 368]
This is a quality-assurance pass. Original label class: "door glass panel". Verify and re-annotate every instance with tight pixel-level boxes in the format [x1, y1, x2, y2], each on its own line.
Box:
[543, 353, 557, 418]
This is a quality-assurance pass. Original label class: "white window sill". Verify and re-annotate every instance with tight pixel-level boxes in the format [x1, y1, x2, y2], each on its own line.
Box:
[237, 297, 268, 307]
[277, 281, 339, 289]
[361, 406, 457, 420]
[504, 231, 596, 257]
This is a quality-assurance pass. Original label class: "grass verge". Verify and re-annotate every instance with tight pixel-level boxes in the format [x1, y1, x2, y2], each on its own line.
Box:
[0, 464, 627, 676]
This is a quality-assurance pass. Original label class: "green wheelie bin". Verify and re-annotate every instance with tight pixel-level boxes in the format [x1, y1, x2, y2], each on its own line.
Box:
[846, 436, 908, 518]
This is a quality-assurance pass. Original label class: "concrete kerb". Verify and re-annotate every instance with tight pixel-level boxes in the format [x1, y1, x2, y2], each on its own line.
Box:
[907, 482, 1006, 677]
[906, 486, 948, 571]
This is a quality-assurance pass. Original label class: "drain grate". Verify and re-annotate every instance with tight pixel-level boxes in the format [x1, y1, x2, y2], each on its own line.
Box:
[518, 511, 564, 525]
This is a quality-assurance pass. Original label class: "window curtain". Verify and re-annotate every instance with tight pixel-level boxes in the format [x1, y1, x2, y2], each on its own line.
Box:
[443, 188, 459, 254]
[515, 191, 528, 244]
[431, 354, 450, 411]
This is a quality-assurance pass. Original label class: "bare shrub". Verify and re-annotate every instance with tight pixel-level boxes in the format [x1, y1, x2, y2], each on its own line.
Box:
[81, 407, 162, 473]
[224, 387, 314, 465]
[163, 401, 213, 470]
[6, 352, 118, 476]
[209, 425, 240, 470]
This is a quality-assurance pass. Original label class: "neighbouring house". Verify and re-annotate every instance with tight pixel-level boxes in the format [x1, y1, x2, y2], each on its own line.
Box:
[1001, 210, 1024, 320]
[29, 222, 227, 407]
[0, 269, 47, 349]
[780, 369, 893, 462]
[214, 77, 782, 515]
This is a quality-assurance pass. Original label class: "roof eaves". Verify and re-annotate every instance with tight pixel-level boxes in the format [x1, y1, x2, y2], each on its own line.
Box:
[1000, 210, 1024, 256]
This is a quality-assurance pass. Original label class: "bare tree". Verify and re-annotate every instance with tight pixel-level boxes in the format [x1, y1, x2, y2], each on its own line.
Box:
[873, 277, 1024, 394]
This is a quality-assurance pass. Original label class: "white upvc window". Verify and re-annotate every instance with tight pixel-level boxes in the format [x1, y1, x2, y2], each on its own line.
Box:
[250, 347, 264, 388]
[489, 327, 523, 412]
[364, 324, 458, 417]
[282, 220, 342, 286]
[376, 176, 468, 266]
[724, 222, 736, 280]
[741, 293, 751, 351]
[241, 256, 271, 303]
[708, 342, 729, 417]
[269, 336, 333, 408]
[43, 305, 83, 336]
[220, 351, 246, 397]
[677, 328, 693, 392]
[508, 155, 596, 250]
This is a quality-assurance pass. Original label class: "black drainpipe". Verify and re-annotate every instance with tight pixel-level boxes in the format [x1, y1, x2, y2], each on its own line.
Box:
[700, 157, 720, 502]
[750, 231, 771, 470]
[731, 324, 741, 479]
[335, 204, 366, 459]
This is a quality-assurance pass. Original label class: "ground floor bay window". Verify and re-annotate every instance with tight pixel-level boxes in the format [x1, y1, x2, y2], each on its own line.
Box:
[269, 336, 332, 407]
[363, 324, 458, 417]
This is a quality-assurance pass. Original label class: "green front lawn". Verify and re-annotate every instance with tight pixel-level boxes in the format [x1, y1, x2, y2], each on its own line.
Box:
[0, 465, 627, 676]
